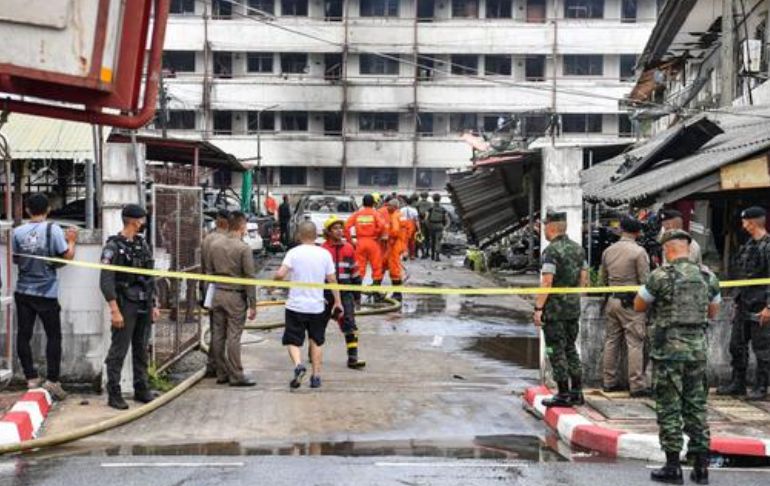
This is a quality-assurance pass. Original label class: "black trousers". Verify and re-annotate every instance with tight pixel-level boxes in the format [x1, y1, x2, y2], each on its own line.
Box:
[104, 300, 150, 393]
[15, 293, 62, 382]
[279, 222, 290, 247]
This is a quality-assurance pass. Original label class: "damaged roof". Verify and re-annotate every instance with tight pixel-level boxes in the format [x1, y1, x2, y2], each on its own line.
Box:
[582, 106, 770, 206]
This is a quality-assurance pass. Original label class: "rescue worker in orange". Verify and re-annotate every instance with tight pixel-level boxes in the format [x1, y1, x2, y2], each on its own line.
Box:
[344, 194, 386, 288]
[383, 198, 404, 301]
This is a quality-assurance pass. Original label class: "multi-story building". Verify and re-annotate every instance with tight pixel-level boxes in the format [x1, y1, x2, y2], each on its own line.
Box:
[155, 0, 661, 195]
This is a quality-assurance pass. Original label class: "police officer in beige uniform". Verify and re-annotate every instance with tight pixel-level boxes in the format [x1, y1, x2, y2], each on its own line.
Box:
[208, 211, 257, 386]
[660, 209, 702, 265]
[201, 208, 229, 377]
[599, 216, 651, 397]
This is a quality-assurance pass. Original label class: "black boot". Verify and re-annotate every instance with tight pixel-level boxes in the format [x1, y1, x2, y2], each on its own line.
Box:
[747, 370, 768, 401]
[650, 451, 683, 485]
[542, 381, 572, 408]
[716, 369, 747, 396]
[107, 387, 129, 410]
[134, 388, 156, 404]
[690, 453, 709, 485]
[569, 375, 584, 406]
[371, 280, 384, 303]
[391, 279, 403, 302]
[345, 333, 366, 369]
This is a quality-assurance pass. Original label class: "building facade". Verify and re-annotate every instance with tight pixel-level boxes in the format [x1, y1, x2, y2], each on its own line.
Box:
[156, 0, 660, 195]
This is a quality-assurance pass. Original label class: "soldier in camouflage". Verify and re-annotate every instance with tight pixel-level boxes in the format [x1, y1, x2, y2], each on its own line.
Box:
[534, 211, 588, 408]
[634, 229, 721, 485]
[716, 206, 770, 401]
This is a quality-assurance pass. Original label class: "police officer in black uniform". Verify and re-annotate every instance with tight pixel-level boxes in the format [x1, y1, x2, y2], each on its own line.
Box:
[100, 204, 159, 410]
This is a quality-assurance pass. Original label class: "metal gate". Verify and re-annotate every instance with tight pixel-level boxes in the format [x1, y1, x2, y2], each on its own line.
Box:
[151, 184, 203, 370]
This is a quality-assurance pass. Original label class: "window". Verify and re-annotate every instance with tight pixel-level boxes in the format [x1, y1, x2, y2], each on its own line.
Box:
[360, 54, 399, 75]
[170, 0, 195, 14]
[523, 114, 548, 137]
[323, 112, 342, 135]
[526, 0, 546, 22]
[564, 0, 603, 19]
[280, 167, 308, 185]
[359, 113, 399, 132]
[417, 113, 434, 135]
[417, 55, 435, 81]
[486, 0, 512, 18]
[618, 114, 634, 137]
[525, 55, 546, 81]
[452, 0, 478, 18]
[281, 53, 308, 74]
[483, 115, 510, 132]
[281, 0, 308, 16]
[325, 0, 343, 19]
[621, 0, 637, 23]
[562, 114, 603, 133]
[620, 54, 636, 81]
[212, 0, 232, 18]
[162, 51, 196, 73]
[451, 55, 478, 75]
[282, 112, 308, 131]
[247, 111, 275, 133]
[213, 111, 233, 135]
[247, 53, 274, 73]
[563, 54, 603, 76]
[213, 51, 233, 78]
[485, 55, 512, 76]
[360, 0, 398, 17]
[417, 0, 435, 20]
[324, 168, 342, 190]
[450, 113, 477, 132]
[166, 110, 196, 130]
[358, 168, 398, 186]
[416, 169, 434, 188]
[324, 54, 343, 81]
[249, 0, 275, 15]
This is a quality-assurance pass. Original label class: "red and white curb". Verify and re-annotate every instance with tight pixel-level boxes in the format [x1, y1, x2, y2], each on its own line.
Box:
[0, 389, 52, 445]
[524, 386, 770, 461]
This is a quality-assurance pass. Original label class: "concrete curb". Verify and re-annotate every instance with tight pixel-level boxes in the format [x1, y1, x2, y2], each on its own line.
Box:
[0, 389, 53, 444]
[523, 386, 770, 461]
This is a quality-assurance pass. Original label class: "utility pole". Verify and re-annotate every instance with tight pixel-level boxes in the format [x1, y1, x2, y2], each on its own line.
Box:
[255, 104, 279, 216]
[765, 0, 770, 76]
[721, 0, 737, 106]
[159, 74, 169, 138]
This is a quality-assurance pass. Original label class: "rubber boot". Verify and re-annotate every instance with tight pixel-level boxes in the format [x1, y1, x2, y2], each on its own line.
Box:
[107, 386, 129, 410]
[690, 453, 709, 485]
[746, 369, 768, 401]
[715, 369, 747, 396]
[391, 279, 403, 302]
[650, 452, 683, 485]
[542, 381, 572, 408]
[345, 333, 366, 369]
[134, 388, 156, 404]
[371, 279, 384, 304]
[569, 374, 584, 406]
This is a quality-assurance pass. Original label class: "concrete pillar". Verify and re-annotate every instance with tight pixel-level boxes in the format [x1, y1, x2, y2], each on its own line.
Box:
[540, 145, 583, 247]
[101, 142, 146, 394]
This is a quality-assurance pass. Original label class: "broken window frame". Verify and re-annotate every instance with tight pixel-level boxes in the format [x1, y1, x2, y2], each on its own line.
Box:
[360, 0, 399, 17]
[213, 111, 233, 135]
[163, 51, 196, 73]
[281, 111, 309, 131]
[360, 54, 400, 75]
[485, 55, 512, 76]
[247, 52, 274, 74]
[248, 0, 275, 15]
[166, 110, 196, 130]
[561, 113, 603, 134]
[281, 53, 309, 74]
[281, 167, 308, 185]
[358, 168, 399, 187]
[247, 111, 276, 133]
[525, 55, 546, 81]
[281, 0, 308, 16]
[452, 0, 479, 18]
[564, 0, 604, 19]
[620, 54, 637, 82]
[451, 54, 479, 76]
[359, 113, 400, 132]
[170, 0, 195, 15]
[563, 54, 604, 76]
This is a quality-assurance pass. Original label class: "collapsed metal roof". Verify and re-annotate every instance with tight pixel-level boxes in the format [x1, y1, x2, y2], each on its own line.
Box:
[108, 133, 245, 172]
[0, 112, 99, 160]
[582, 106, 770, 206]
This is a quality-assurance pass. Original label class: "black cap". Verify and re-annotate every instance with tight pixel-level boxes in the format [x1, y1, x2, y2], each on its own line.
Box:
[620, 216, 642, 233]
[122, 204, 147, 219]
[741, 206, 766, 219]
[660, 229, 692, 245]
[660, 208, 683, 221]
[216, 208, 230, 219]
[362, 194, 375, 207]
[545, 210, 567, 223]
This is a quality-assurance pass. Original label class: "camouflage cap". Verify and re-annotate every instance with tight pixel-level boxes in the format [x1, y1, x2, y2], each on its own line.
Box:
[660, 229, 692, 245]
[545, 210, 567, 223]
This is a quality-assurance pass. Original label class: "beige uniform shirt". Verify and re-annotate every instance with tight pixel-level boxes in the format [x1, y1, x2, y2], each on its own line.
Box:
[201, 228, 228, 274]
[208, 234, 257, 307]
[600, 236, 650, 286]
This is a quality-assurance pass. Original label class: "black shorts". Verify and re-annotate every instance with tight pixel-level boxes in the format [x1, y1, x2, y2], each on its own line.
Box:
[282, 309, 328, 346]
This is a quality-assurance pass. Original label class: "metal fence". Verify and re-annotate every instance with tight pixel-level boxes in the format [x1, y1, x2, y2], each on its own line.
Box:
[151, 184, 203, 370]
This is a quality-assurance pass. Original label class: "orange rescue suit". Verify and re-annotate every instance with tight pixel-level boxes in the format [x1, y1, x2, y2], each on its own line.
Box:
[345, 207, 385, 281]
[383, 208, 403, 281]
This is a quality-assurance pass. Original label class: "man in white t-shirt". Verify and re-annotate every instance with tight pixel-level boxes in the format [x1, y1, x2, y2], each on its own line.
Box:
[275, 221, 343, 389]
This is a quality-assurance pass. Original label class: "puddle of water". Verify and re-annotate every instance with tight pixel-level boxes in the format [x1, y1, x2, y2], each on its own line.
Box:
[467, 337, 540, 370]
[57, 435, 563, 463]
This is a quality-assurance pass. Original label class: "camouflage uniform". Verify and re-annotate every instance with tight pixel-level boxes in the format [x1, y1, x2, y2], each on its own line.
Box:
[541, 234, 587, 384]
[728, 234, 770, 394]
[638, 257, 720, 454]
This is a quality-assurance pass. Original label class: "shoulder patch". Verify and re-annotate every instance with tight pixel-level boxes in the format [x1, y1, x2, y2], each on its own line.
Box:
[101, 247, 115, 264]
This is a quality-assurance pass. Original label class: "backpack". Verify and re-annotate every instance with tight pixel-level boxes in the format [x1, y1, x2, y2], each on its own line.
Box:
[428, 206, 447, 225]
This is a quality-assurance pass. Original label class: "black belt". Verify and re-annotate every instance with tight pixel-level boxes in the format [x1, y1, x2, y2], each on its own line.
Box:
[217, 287, 245, 293]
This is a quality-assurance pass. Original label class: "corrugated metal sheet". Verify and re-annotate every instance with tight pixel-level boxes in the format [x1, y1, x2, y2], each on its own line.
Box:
[0, 113, 96, 160]
[582, 107, 770, 206]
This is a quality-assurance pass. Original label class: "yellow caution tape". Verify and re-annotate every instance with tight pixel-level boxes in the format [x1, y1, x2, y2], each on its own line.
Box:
[18, 254, 770, 296]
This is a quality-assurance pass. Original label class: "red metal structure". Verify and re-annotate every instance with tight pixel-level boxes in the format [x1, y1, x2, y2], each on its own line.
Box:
[0, 0, 169, 129]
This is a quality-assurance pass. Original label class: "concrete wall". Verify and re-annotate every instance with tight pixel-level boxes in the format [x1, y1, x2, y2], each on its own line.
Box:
[540, 146, 583, 245]
[579, 297, 753, 388]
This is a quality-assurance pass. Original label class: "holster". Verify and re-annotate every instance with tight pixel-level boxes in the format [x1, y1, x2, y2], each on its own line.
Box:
[613, 292, 636, 309]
